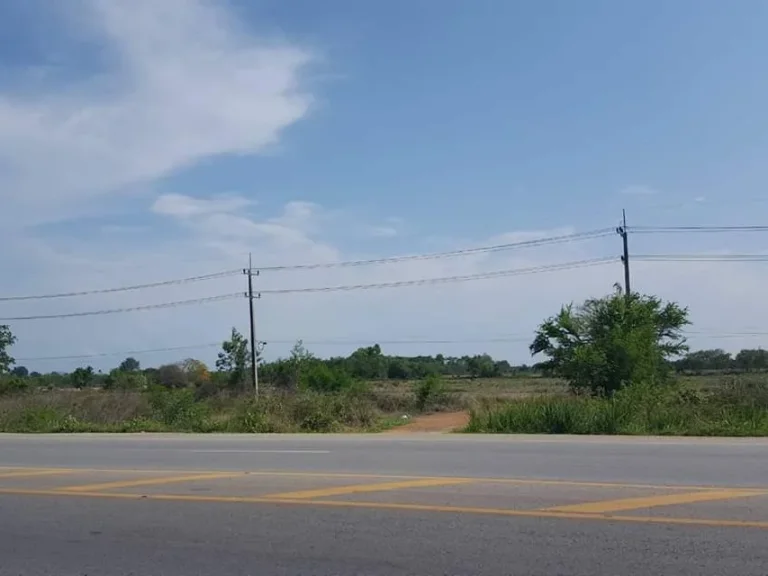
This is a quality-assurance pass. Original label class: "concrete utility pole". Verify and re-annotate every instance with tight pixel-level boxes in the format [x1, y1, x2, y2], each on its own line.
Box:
[617, 209, 631, 297]
[244, 254, 260, 398]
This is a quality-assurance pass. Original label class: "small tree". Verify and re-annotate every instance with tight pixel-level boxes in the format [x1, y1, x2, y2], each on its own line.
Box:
[119, 357, 141, 372]
[11, 366, 29, 378]
[216, 328, 250, 391]
[154, 364, 189, 389]
[71, 366, 95, 389]
[530, 289, 689, 395]
[0, 325, 16, 374]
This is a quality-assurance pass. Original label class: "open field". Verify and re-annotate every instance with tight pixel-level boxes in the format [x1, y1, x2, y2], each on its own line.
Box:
[2, 434, 768, 575]
[0, 372, 767, 435]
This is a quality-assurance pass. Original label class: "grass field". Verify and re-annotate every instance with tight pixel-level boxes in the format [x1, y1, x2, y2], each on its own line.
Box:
[0, 372, 766, 435]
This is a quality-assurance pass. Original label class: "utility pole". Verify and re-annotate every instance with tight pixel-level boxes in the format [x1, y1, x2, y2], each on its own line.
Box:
[244, 254, 260, 398]
[616, 209, 631, 297]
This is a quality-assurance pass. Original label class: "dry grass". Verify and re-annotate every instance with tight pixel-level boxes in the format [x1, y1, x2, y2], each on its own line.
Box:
[1, 373, 765, 435]
[0, 389, 149, 426]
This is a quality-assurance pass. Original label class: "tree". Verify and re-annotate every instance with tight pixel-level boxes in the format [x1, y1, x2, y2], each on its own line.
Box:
[180, 358, 210, 386]
[675, 349, 732, 373]
[11, 366, 29, 378]
[347, 345, 385, 379]
[70, 366, 95, 389]
[467, 354, 500, 378]
[734, 348, 768, 372]
[0, 325, 16, 374]
[216, 328, 250, 390]
[530, 289, 689, 395]
[119, 357, 141, 372]
[154, 364, 188, 389]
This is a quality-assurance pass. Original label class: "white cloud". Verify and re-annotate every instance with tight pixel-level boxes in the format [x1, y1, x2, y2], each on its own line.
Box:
[620, 185, 659, 196]
[0, 0, 313, 228]
[152, 193, 254, 219]
[368, 226, 399, 238]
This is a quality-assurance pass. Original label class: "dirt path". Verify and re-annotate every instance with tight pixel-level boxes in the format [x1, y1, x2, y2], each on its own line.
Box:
[384, 411, 470, 433]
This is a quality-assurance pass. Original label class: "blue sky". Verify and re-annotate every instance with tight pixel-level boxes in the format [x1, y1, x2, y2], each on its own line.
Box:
[1, 0, 768, 371]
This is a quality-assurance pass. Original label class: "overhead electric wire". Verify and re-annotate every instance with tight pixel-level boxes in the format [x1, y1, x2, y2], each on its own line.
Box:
[634, 254, 768, 262]
[16, 336, 536, 362]
[15, 342, 224, 362]
[259, 257, 618, 295]
[630, 225, 768, 234]
[255, 228, 615, 271]
[0, 258, 616, 321]
[0, 269, 241, 302]
[19, 331, 768, 363]
[0, 293, 244, 322]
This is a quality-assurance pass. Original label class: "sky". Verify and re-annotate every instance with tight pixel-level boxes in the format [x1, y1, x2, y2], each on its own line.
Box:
[2, 0, 768, 372]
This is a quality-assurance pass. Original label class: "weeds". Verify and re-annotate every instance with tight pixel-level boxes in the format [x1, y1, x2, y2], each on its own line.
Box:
[466, 379, 768, 436]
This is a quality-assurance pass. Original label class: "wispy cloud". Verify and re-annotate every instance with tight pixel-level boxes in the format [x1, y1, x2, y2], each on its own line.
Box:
[0, 0, 314, 228]
[619, 185, 659, 196]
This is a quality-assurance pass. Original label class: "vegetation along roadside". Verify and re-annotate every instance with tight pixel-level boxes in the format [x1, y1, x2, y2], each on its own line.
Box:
[1, 288, 767, 435]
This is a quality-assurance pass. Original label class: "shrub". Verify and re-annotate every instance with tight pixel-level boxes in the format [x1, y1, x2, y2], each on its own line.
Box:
[146, 386, 209, 430]
[414, 374, 444, 411]
[0, 376, 29, 396]
[300, 362, 354, 393]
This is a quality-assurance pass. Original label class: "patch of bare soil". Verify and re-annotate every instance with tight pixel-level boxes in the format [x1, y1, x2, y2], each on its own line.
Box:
[385, 411, 470, 433]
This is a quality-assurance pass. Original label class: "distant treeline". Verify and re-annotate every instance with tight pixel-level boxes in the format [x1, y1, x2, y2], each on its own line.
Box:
[671, 348, 768, 374]
[6, 344, 532, 391]
[5, 343, 768, 394]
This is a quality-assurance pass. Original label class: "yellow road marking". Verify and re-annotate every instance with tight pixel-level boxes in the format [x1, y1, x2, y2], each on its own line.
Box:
[0, 469, 73, 479]
[265, 477, 473, 500]
[546, 489, 767, 514]
[0, 487, 766, 530]
[61, 472, 246, 492]
[0, 466, 747, 491]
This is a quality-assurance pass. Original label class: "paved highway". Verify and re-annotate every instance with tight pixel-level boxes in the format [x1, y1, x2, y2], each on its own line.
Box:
[1, 434, 767, 575]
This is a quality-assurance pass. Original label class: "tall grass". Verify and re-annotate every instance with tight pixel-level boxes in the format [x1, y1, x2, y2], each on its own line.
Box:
[0, 387, 389, 433]
[466, 379, 768, 436]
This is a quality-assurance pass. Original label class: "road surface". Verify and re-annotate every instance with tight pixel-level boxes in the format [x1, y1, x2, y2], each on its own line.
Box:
[1, 434, 767, 575]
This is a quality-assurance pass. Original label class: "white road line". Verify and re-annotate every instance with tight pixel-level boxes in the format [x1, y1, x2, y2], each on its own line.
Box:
[185, 449, 331, 454]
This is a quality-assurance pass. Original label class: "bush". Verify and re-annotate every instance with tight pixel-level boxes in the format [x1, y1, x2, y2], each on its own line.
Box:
[414, 374, 444, 412]
[146, 386, 209, 430]
[300, 362, 354, 393]
[0, 376, 29, 396]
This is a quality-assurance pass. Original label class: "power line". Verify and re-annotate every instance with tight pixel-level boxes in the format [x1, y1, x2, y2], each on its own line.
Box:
[0, 269, 241, 302]
[634, 254, 768, 262]
[0, 293, 244, 322]
[255, 229, 615, 271]
[19, 332, 768, 363]
[259, 257, 618, 295]
[630, 225, 768, 234]
[15, 336, 537, 362]
[0, 258, 615, 321]
[15, 342, 223, 362]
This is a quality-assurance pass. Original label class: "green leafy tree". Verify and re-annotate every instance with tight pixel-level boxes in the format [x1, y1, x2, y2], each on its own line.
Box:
[70, 366, 95, 389]
[119, 357, 141, 372]
[467, 354, 500, 378]
[734, 348, 768, 372]
[675, 349, 733, 373]
[216, 328, 250, 390]
[530, 289, 689, 395]
[11, 366, 29, 377]
[347, 344, 385, 379]
[0, 325, 16, 374]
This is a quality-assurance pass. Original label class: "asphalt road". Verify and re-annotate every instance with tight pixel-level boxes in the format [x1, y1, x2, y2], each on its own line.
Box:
[1, 434, 767, 576]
